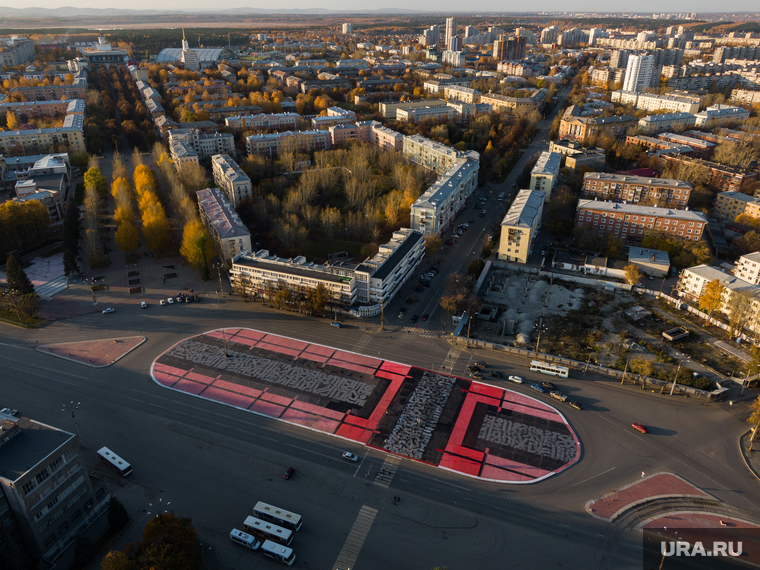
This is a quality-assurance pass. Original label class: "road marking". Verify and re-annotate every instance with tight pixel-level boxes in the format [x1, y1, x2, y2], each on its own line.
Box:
[374, 455, 402, 488]
[6, 365, 75, 385]
[353, 449, 370, 477]
[569, 467, 616, 488]
[0, 342, 31, 349]
[354, 334, 372, 353]
[332, 505, 378, 570]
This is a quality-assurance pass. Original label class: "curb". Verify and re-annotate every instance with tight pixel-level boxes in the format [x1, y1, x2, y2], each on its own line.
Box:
[739, 430, 760, 482]
[37, 336, 147, 368]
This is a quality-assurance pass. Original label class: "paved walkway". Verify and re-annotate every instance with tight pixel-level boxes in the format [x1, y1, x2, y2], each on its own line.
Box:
[586, 473, 712, 522]
[151, 328, 581, 484]
[37, 336, 146, 367]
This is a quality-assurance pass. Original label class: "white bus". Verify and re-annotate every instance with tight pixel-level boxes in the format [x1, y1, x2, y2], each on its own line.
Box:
[253, 501, 302, 531]
[244, 516, 293, 546]
[97, 446, 132, 476]
[261, 539, 296, 566]
[530, 361, 570, 378]
[497, 192, 506, 201]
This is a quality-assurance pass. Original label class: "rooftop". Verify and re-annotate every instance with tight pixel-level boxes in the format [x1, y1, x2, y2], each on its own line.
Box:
[501, 189, 545, 229]
[532, 151, 561, 176]
[363, 229, 423, 281]
[234, 257, 350, 285]
[578, 200, 707, 221]
[685, 265, 759, 294]
[0, 418, 75, 483]
[718, 191, 760, 203]
[413, 158, 479, 209]
[197, 188, 250, 239]
[639, 112, 696, 123]
[583, 172, 693, 190]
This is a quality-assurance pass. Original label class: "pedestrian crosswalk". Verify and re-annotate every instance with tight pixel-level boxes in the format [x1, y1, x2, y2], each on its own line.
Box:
[354, 334, 372, 353]
[332, 505, 378, 570]
[374, 455, 402, 489]
[402, 326, 444, 338]
[441, 347, 461, 372]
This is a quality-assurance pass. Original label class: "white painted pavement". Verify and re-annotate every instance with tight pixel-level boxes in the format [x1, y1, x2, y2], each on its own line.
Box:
[332, 505, 379, 570]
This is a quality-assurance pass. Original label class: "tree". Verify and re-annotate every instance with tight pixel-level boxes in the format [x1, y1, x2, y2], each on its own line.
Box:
[100, 550, 136, 570]
[623, 263, 641, 286]
[6, 110, 18, 130]
[139, 513, 199, 570]
[140, 195, 169, 252]
[748, 396, 760, 450]
[115, 221, 139, 253]
[84, 167, 107, 197]
[728, 290, 755, 337]
[180, 220, 214, 278]
[107, 495, 129, 532]
[5, 254, 35, 295]
[698, 279, 724, 316]
[309, 283, 330, 315]
[425, 235, 442, 262]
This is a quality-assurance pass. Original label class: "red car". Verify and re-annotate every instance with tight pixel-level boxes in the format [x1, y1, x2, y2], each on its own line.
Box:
[421, 314, 429, 321]
[631, 423, 648, 434]
[283, 467, 295, 479]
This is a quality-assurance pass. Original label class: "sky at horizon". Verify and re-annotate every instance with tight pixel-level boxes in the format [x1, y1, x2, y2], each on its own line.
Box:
[6, 1, 760, 14]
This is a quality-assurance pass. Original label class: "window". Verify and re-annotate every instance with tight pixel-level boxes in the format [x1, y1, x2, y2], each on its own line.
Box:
[36, 468, 50, 485]
[23, 480, 37, 495]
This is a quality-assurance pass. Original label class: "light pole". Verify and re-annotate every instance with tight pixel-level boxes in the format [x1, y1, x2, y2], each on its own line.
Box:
[214, 262, 224, 302]
[534, 316, 548, 359]
[147, 497, 171, 517]
[62, 401, 82, 446]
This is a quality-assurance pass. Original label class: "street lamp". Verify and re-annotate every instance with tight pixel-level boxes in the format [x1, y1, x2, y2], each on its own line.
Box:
[147, 497, 171, 517]
[62, 401, 82, 446]
[534, 316, 548, 359]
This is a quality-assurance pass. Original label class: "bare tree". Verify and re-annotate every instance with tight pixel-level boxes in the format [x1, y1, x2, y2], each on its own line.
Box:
[320, 207, 341, 238]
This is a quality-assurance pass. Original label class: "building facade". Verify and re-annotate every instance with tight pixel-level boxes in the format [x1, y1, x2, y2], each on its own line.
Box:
[529, 151, 561, 200]
[211, 154, 252, 208]
[734, 252, 760, 286]
[582, 173, 692, 208]
[637, 112, 697, 135]
[197, 187, 252, 263]
[498, 189, 545, 264]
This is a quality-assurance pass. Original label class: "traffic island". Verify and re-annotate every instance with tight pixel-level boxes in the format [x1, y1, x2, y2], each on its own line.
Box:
[38, 336, 146, 367]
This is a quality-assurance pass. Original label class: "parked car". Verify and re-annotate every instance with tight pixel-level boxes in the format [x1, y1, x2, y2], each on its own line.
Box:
[445, 240, 454, 246]
[632, 423, 648, 434]
[491, 371, 504, 379]
[567, 400, 583, 410]
[175, 296, 183, 303]
[330, 322, 342, 328]
[530, 384, 546, 393]
[542, 381, 556, 390]
[342, 452, 359, 462]
[476, 361, 486, 367]
[550, 391, 568, 402]
[140, 301, 148, 308]
[102, 307, 115, 314]
[508, 375, 523, 384]
[160, 299, 166, 306]
[410, 314, 419, 323]
[470, 371, 483, 379]
[467, 365, 481, 372]
[283, 467, 295, 479]
[167, 298, 174, 304]
[421, 313, 429, 321]
[480, 210, 486, 217]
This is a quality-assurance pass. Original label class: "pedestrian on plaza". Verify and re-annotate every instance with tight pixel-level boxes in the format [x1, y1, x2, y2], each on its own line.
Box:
[641, 471, 645, 478]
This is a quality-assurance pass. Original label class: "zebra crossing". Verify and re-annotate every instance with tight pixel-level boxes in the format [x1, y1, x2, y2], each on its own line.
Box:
[441, 347, 462, 372]
[401, 326, 444, 338]
[332, 505, 378, 570]
[374, 455, 402, 489]
[353, 334, 372, 353]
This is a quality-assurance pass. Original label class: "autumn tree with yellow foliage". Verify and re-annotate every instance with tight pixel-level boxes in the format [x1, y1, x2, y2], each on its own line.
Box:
[180, 219, 214, 280]
[114, 220, 139, 253]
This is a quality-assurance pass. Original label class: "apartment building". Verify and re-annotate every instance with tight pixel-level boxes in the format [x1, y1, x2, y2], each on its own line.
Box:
[10, 81, 87, 102]
[731, 89, 760, 107]
[694, 104, 750, 128]
[0, 416, 107, 560]
[498, 189, 545, 264]
[442, 85, 481, 104]
[622, 54, 655, 93]
[423, 78, 472, 94]
[0, 119, 85, 154]
[197, 188, 252, 263]
[211, 154, 252, 208]
[657, 132, 715, 157]
[637, 112, 697, 135]
[625, 134, 693, 155]
[480, 89, 547, 112]
[0, 99, 84, 118]
[575, 200, 707, 244]
[657, 154, 756, 192]
[714, 191, 760, 221]
[169, 140, 199, 170]
[0, 37, 34, 67]
[396, 105, 461, 122]
[611, 91, 701, 113]
[225, 113, 299, 131]
[379, 98, 448, 119]
[246, 130, 331, 158]
[356, 120, 404, 152]
[529, 151, 561, 201]
[678, 265, 760, 326]
[402, 134, 479, 174]
[167, 128, 235, 158]
[734, 252, 760, 285]
[582, 173, 692, 208]
[410, 158, 479, 236]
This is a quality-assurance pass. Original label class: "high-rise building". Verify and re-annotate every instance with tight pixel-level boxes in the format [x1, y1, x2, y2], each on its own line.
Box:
[180, 29, 199, 71]
[622, 54, 655, 93]
[464, 25, 476, 38]
[420, 25, 440, 47]
[448, 37, 461, 52]
[342, 23, 353, 34]
[540, 25, 559, 44]
[445, 17, 458, 47]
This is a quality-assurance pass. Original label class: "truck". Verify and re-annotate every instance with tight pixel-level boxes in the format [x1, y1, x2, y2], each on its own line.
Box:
[662, 327, 689, 342]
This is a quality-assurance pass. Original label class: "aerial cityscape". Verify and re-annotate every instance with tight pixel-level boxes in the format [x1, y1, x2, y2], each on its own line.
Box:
[2, 7, 760, 570]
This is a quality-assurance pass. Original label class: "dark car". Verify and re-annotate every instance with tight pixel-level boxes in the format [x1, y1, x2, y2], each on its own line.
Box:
[467, 365, 481, 372]
[542, 381, 556, 390]
[445, 240, 454, 245]
[530, 384, 546, 393]
[491, 371, 504, 379]
[476, 361, 486, 367]
[410, 314, 419, 323]
[415, 286, 424, 292]
[421, 313, 429, 321]
[283, 467, 295, 480]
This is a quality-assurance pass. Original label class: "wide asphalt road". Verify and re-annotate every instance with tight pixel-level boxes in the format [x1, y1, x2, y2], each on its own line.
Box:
[2, 298, 759, 570]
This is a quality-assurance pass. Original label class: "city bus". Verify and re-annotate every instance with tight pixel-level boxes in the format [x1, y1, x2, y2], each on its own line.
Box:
[253, 501, 303, 531]
[530, 361, 570, 378]
[261, 540, 296, 566]
[97, 447, 132, 476]
[497, 192, 506, 201]
[243, 516, 293, 546]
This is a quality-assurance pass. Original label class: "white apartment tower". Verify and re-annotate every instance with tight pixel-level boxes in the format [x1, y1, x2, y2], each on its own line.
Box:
[622, 54, 655, 93]
[342, 23, 353, 34]
[445, 17, 458, 47]
[180, 29, 199, 72]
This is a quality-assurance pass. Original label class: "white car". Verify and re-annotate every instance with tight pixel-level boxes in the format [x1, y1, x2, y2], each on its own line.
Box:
[140, 301, 148, 308]
[508, 375, 523, 384]
[167, 298, 175, 304]
[102, 307, 115, 314]
[160, 299, 166, 306]
[342, 452, 359, 462]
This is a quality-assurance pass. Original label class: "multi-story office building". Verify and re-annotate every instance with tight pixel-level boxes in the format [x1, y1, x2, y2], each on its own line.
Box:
[622, 54, 655, 93]
[734, 252, 760, 286]
[714, 191, 760, 221]
[498, 189, 545, 264]
[197, 187, 251, 263]
[211, 154, 252, 208]
[410, 158, 479, 236]
[575, 200, 707, 244]
[529, 151, 561, 201]
[611, 91, 701, 113]
[0, 416, 107, 561]
[582, 173, 692, 208]
[396, 105, 461, 122]
[246, 130, 331, 158]
[637, 112, 697, 135]
[694, 104, 750, 128]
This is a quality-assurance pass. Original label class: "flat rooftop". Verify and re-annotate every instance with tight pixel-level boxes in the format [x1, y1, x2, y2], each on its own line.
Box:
[0, 418, 74, 482]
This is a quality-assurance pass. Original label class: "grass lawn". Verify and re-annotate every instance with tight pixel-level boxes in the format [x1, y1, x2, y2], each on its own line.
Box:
[0, 308, 47, 328]
[302, 237, 368, 260]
